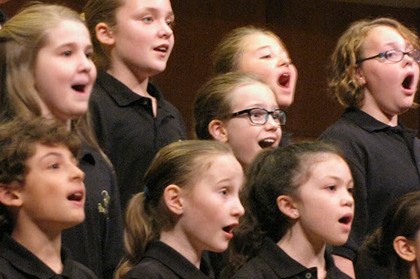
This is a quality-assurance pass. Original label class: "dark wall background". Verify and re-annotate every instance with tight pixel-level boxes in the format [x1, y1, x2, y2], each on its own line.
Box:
[2, 0, 419, 139]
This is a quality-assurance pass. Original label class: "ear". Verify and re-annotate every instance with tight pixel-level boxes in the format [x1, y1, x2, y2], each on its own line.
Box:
[208, 119, 228, 143]
[276, 195, 299, 219]
[163, 184, 184, 215]
[95, 22, 115, 46]
[393, 236, 416, 262]
[354, 66, 366, 87]
[0, 182, 23, 207]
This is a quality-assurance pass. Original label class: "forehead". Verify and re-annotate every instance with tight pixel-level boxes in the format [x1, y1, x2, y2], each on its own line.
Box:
[229, 82, 276, 108]
[362, 25, 406, 50]
[43, 20, 90, 46]
[242, 32, 286, 52]
[119, 0, 173, 13]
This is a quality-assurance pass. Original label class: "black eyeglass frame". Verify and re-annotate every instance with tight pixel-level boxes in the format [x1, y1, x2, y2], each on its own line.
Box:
[230, 107, 286, 126]
[356, 49, 420, 64]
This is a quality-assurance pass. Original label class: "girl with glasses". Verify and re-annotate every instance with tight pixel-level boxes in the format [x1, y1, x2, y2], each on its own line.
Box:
[194, 72, 283, 170]
[320, 17, 420, 278]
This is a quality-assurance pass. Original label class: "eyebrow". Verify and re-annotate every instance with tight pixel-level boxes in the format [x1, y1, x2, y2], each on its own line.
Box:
[139, 7, 175, 17]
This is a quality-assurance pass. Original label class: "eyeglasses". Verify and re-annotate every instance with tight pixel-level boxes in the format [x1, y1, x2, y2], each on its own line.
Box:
[357, 49, 420, 64]
[231, 108, 286, 126]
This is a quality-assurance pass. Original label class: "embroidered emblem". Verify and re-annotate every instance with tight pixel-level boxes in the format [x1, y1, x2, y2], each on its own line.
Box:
[98, 190, 110, 217]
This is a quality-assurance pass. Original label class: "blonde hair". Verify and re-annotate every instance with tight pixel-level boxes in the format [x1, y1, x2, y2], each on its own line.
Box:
[212, 25, 288, 74]
[84, 0, 125, 70]
[328, 17, 419, 108]
[114, 140, 234, 278]
[194, 72, 272, 140]
[0, 3, 100, 150]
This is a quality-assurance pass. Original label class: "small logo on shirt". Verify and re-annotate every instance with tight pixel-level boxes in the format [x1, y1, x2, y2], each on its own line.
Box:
[98, 190, 110, 217]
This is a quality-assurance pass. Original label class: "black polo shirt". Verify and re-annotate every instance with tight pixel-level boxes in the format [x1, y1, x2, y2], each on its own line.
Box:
[320, 108, 420, 261]
[233, 238, 351, 279]
[62, 143, 124, 279]
[89, 70, 187, 210]
[123, 240, 214, 279]
[0, 234, 97, 278]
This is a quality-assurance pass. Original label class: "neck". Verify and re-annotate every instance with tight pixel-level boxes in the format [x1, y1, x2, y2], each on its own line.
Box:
[107, 64, 150, 98]
[278, 225, 326, 274]
[12, 222, 63, 273]
[160, 230, 202, 269]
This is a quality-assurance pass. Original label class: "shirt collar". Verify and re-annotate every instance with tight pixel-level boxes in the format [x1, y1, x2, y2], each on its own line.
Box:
[96, 70, 163, 107]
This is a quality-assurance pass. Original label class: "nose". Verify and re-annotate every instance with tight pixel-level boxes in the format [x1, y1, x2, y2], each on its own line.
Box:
[232, 197, 245, 218]
[78, 54, 94, 73]
[72, 164, 85, 183]
[158, 20, 173, 38]
[277, 57, 291, 67]
[341, 190, 354, 208]
[264, 114, 281, 130]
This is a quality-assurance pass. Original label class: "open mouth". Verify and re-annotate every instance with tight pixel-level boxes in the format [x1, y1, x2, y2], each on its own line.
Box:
[338, 215, 352, 225]
[154, 45, 168, 53]
[222, 224, 237, 234]
[68, 192, 83, 202]
[71, 84, 87, 93]
[278, 73, 290, 88]
[402, 74, 414, 90]
[258, 138, 276, 149]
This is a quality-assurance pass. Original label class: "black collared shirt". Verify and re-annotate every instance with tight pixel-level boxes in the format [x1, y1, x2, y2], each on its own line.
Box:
[89, 70, 187, 209]
[123, 240, 214, 279]
[62, 143, 124, 279]
[0, 234, 97, 279]
[233, 238, 351, 279]
[320, 108, 420, 262]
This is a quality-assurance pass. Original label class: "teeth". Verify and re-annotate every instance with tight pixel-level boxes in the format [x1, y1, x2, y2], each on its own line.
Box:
[68, 192, 82, 201]
[259, 139, 276, 149]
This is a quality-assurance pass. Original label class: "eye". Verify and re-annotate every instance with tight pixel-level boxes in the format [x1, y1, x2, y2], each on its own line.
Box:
[385, 50, 399, 60]
[250, 109, 265, 119]
[219, 188, 229, 196]
[326, 185, 336, 191]
[48, 163, 60, 169]
[62, 50, 72, 57]
[85, 51, 93, 60]
[347, 187, 354, 195]
[166, 18, 175, 29]
[141, 16, 153, 23]
[260, 54, 272, 59]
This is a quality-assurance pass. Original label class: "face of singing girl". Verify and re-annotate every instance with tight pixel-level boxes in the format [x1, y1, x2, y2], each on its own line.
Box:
[237, 32, 298, 109]
[107, 0, 175, 79]
[291, 153, 354, 246]
[178, 153, 245, 254]
[34, 19, 96, 123]
[357, 25, 419, 124]
[221, 82, 282, 168]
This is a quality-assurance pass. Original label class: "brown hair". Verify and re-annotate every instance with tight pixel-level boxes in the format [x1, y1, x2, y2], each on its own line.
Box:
[328, 17, 419, 108]
[212, 25, 288, 74]
[84, 0, 124, 70]
[194, 72, 272, 140]
[0, 117, 81, 234]
[222, 141, 345, 278]
[0, 2, 102, 155]
[115, 140, 235, 278]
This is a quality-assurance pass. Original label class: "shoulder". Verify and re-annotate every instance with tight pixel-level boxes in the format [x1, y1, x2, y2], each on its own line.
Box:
[123, 259, 173, 279]
[70, 260, 99, 279]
